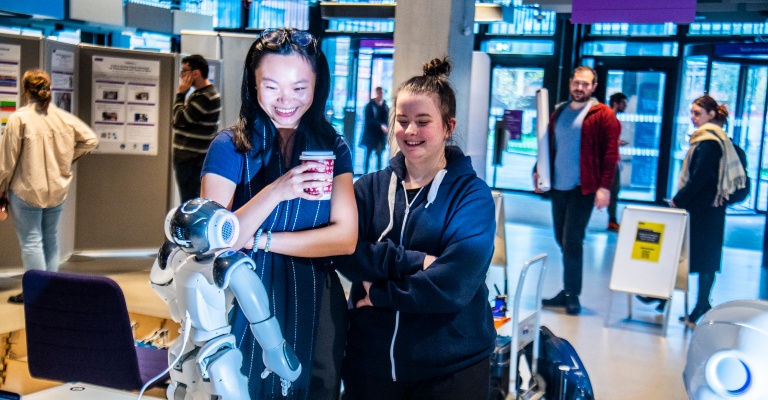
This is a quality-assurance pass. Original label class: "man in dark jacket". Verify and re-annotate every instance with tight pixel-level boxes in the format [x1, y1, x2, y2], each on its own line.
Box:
[534, 66, 620, 315]
[360, 87, 389, 173]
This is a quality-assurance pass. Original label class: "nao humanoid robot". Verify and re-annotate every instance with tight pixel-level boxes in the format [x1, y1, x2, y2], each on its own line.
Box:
[150, 198, 301, 399]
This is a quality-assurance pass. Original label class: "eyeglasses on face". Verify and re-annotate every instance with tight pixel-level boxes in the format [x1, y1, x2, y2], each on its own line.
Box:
[260, 28, 317, 52]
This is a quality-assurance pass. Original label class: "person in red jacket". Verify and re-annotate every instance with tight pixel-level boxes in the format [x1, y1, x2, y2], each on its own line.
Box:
[534, 66, 620, 315]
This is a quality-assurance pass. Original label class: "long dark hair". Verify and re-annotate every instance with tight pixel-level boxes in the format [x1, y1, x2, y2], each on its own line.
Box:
[232, 28, 337, 158]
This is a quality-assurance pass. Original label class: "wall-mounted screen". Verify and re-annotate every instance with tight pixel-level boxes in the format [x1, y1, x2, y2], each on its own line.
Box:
[1, 1, 65, 19]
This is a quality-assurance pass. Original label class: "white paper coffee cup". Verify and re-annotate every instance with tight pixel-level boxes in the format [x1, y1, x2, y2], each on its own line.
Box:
[300, 151, 335, 200]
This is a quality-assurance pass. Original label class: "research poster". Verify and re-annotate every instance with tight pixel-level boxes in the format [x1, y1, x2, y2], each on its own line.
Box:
[0, 43, 21, 137]
[91, 56, 160, 155]
[50, 48, 74, 113]
[632, 221, 665, 262]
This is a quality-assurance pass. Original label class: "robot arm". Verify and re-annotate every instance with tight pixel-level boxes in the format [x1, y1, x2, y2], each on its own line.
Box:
[149, 239, 187, 323]
[214, 250, 302, 392]
[158, 198, 301, 397]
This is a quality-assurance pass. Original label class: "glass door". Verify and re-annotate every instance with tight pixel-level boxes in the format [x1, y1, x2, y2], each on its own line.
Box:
[670, 55, 708, 196]
[592, 57, 678, 203]
[676, 59, 768, 211]
[736, 65, 766, 211]
[353, 55, 394, 174]
[604, 70, 667, 202]
[486, 66, 545, 190]
[670, 61, 741, 195]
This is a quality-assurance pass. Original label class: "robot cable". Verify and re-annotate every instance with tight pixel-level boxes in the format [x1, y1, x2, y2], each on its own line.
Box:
[136, 311, 193, 400]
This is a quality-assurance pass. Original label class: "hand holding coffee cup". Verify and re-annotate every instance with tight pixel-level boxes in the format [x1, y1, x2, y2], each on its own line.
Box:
[300, 151, 335, 200]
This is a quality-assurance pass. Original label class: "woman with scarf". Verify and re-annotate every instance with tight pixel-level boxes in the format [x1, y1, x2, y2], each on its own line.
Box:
[669, 95, 746, 327]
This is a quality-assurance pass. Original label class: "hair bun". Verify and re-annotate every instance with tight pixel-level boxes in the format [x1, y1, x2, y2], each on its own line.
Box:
[717, 104, 729, 118]
[423, 57, 451, 78]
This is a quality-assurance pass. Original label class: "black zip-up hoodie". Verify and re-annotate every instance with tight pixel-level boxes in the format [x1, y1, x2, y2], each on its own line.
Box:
[336, 146, 496, 382]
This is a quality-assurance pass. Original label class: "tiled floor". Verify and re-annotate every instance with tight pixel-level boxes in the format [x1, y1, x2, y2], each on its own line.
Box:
[0, 192, 766, 399]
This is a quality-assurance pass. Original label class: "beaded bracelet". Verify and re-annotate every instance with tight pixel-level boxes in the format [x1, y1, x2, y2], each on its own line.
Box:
[265, 231, 272, 253]
[254, 229, 263, 252]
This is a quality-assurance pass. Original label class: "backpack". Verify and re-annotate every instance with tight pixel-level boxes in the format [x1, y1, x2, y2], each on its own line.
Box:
[726, 143, 750, 205]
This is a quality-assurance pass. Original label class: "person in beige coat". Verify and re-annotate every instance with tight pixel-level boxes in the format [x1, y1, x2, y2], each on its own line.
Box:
[0, 69, 98, 304]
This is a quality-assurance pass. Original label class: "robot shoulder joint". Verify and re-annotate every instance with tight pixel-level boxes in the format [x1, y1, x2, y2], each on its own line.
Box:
[213, 250, 256, 289]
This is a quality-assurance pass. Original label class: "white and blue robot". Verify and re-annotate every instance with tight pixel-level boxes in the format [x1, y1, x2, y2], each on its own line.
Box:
[150, 198, 301, 399]
[684, 300, 768, 399]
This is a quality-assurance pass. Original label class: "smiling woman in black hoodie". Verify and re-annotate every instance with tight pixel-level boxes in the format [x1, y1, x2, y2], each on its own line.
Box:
[336, 58, 496, 399]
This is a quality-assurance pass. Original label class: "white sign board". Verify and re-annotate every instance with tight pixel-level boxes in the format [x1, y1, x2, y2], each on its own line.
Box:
[91, 55, 160, 155]
[609, 205, 689, 299]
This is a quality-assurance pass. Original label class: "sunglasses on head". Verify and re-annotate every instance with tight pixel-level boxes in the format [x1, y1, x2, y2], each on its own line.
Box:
[260, 28, 317, 52]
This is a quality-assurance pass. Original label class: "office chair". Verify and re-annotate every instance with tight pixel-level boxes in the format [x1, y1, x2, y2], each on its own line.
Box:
[22, 270, 169, 391]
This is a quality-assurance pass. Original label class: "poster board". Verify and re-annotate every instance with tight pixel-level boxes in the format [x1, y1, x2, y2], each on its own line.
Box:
[90, 55, 161, 155]
[47, 44, 77, 114]
[75, 45, 175, 250]
[0, 33, 43, 268]
[609, 205, 689, 298]
[44, 39, 80, 262]
[0, 42, 21, 137]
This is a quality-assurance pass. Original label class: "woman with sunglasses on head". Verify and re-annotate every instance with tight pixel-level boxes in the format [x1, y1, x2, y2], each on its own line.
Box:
[668, 95, 746, 327]
[200, 28, 357, 399]
[335, 58, 496, 399]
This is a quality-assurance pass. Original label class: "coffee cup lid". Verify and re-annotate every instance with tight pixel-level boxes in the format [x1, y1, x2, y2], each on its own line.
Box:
[300, 151, 335, 160]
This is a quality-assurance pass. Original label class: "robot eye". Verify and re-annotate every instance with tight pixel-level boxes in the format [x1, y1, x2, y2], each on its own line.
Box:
[221, 219, 235, 242]
[174, 226, 191, 244]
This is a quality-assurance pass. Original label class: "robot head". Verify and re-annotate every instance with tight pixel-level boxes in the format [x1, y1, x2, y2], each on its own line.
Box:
[164, 198, 240, 256]
[684, 300, 768, 400]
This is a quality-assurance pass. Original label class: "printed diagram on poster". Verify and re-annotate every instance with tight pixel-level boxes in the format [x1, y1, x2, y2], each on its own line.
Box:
[632, 222, 665, 262]
[91, 56, 160, 155]
[0, 43, 21, 137]
[50, 48, 74, 113]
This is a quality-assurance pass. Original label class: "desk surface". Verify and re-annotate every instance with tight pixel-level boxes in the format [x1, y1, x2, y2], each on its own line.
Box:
[23, 383, 161, 400]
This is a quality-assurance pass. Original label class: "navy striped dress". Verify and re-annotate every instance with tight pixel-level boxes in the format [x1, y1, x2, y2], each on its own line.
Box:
[203, 125, 352, 399]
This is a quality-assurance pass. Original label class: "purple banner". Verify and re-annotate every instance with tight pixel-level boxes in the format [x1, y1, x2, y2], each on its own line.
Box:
[504, 110, 523, 141]
[360, 39, 394, 49]
[571, 0, 695, 24]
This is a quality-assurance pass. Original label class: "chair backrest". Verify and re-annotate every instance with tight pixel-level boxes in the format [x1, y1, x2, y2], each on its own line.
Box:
[22, 270, 145, 390]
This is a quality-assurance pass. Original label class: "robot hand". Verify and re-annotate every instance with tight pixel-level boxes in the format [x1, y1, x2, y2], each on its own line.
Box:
[259, 340, 302, 396]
